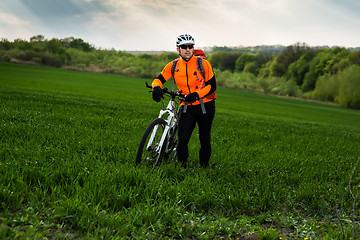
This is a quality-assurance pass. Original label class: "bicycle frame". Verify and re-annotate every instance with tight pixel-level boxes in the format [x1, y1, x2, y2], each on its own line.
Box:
[136, 82, 186, 166]
[145, 82, 182, 157]
[146, 98, 176, 153]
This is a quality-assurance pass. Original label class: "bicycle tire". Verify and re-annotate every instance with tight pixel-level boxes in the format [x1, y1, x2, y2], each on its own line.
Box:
[164, 125, 178, 161]
[136, 118, 167, 166]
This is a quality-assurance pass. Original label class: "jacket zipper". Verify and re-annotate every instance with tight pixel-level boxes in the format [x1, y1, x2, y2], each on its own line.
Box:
[185, 63, 191, 94]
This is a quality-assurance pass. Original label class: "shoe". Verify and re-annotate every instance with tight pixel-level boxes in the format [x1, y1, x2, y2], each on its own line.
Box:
[200, 161, 208, 168]
[181, 162, 187, 169]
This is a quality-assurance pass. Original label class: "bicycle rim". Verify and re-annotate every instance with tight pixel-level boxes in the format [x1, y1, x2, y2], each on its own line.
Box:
[136, 118, 167, 166]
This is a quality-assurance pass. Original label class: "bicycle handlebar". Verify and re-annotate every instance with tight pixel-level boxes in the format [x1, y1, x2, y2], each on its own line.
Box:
[145, 82, 186, 101]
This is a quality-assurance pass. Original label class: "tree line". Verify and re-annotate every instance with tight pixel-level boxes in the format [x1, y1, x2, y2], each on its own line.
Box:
[210, 43, 360, 109]
[1, 36, 359, 109]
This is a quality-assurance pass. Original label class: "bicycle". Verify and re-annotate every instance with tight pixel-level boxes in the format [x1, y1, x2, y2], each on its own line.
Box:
[136, 82, 185, 167]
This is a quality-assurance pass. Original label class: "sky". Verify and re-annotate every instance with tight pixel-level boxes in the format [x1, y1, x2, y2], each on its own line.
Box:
[0, 0, 359, 51]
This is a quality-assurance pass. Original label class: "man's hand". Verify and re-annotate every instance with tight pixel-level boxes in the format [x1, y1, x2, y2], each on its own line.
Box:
[152, 86, 163, 103]
[185, 92, 199, 103]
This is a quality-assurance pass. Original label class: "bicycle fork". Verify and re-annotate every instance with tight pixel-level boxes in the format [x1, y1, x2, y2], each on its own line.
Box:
[146, 100, 176, 154]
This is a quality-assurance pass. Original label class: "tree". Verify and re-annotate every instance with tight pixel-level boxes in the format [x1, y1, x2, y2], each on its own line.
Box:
[212, 46, 237, 52]
[287, 50, 316, 86]
[271, 42, 310, 77]
[219, 52, 241, 72]
[302, 48, 350, 92]
[336, 65, 360, 108]
[235, 53, 255, 72]
[30, 35, 45, 42]
[208, 51, 227, 69]
[158, 52, 178, 62]
[251, 54, 273, 76]
[13, 38, 31, 51]
[46, 39, 62, 54]
[0, 38, 11, 50]
[61, 37, 75, 48]
[69, 38, 94, 52]
[349, 51, 360, 65]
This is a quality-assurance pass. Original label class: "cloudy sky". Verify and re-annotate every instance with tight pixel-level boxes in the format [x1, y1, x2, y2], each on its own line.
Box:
[1, 0, 359, 51]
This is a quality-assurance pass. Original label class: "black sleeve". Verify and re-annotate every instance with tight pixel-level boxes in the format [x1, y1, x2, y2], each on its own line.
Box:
[205, 75, 217, 95]
[155, 74, 167, 84]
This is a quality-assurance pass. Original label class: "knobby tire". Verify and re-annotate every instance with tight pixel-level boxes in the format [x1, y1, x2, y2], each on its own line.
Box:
[136, 118, 167, 166]
[164, 125, 178, 162]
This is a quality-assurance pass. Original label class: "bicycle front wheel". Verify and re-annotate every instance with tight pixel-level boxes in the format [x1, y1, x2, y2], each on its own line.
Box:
[136, 118, 167, 166]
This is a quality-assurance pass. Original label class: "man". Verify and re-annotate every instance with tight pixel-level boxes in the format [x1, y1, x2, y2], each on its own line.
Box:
[151, 34, 217, 168]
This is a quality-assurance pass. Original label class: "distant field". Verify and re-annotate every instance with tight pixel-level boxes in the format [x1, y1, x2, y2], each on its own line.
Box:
[1, 62, 359, 239]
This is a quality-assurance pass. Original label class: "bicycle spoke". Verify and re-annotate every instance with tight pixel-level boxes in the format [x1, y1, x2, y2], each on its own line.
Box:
[136, 118, 167, 166]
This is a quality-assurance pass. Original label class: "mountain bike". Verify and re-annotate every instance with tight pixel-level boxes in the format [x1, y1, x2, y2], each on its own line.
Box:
[136, 82, 185, 167]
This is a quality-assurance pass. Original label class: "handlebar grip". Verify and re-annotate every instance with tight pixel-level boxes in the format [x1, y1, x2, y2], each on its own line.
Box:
[145, 81, 186, 99]
[145, 82, 152, 89]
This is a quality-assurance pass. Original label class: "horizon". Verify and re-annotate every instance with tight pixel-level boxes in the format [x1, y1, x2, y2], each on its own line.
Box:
[2, 36, 359, 53]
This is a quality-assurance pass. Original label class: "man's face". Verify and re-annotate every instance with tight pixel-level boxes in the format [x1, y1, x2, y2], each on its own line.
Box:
[177, 44, 194, 61]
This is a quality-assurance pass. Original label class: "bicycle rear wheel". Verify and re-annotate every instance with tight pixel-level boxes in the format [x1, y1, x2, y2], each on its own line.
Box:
[164, 125, 178, 162]
[136, 118, 167, 166]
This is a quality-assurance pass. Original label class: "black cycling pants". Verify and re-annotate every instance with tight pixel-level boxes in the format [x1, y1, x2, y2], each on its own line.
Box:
[177, 101, 215, 168]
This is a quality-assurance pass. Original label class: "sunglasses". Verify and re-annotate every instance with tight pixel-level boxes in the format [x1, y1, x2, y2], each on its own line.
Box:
[179, 44, 194, 50]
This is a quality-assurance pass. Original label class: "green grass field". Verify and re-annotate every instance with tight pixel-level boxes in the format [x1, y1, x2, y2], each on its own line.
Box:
[1, 62, 359, 239]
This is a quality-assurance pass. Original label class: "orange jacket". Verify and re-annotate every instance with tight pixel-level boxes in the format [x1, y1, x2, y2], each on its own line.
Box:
[152, 55, 216, 105]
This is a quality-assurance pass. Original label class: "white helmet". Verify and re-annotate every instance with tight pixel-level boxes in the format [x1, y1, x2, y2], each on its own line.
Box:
[176, 34, 195, 46]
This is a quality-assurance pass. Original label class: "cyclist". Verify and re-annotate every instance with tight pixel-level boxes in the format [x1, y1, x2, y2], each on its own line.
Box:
[151, 34, 217, 168]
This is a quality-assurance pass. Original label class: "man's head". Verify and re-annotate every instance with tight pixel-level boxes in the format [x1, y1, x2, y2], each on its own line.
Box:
[176, 34, 195, 61]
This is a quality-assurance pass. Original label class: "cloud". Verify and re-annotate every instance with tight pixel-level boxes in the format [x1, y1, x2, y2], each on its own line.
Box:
[0, 12, 30, 25]
[1, 0, 359, 50]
